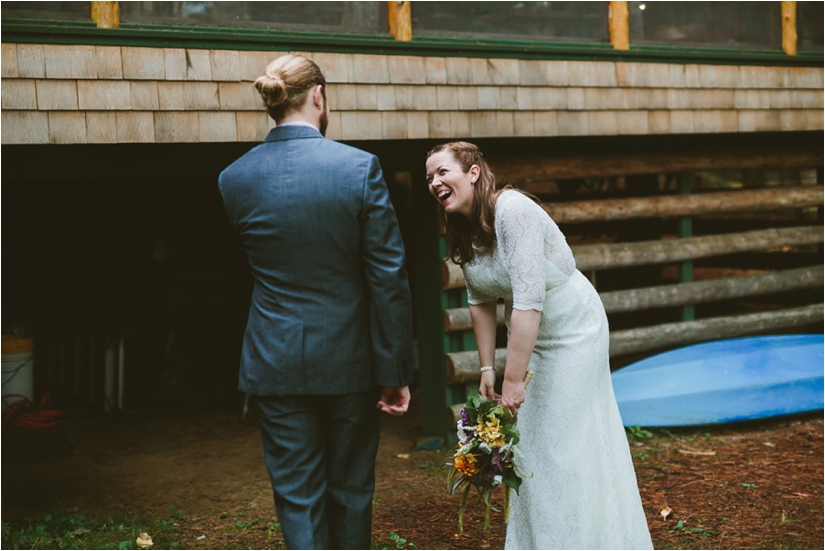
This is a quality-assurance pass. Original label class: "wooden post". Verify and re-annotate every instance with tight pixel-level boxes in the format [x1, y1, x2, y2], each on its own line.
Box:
[678, 173, 694, 321]
[411, 157, 451, 441]
[608, 2, 630, 50]
[388, 1, 412, 42]
[782, 2, 798, 56]
[91, 1, 119, 29]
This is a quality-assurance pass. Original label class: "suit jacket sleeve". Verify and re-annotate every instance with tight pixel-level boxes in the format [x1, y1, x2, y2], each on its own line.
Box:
[360, 155, 414, 387]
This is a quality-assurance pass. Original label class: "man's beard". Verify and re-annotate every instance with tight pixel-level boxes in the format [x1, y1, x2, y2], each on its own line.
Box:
[319, 108, 329, 137]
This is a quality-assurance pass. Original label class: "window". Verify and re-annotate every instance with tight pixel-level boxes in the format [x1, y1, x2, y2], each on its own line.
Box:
[412, 1, 609, 43]
[119, 1, 388, 34]
[628, 1, 782, 50]
[797, 1, 824, 52]
[1, 1, 90, 21]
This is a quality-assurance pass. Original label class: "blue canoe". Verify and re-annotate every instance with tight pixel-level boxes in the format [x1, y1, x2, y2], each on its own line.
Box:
[611, 334, 824, 427]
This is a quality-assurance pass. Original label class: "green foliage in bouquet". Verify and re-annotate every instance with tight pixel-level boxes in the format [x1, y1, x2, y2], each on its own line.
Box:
[447, 394, 524, 532]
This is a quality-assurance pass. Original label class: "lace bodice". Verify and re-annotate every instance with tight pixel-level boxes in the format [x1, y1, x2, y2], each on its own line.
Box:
[464, 190, 576, 311]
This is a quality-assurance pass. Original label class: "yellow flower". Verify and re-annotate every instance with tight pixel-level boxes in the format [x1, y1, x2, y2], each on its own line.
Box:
[476, 416, 506, 448]
[454, 452, 480, 476]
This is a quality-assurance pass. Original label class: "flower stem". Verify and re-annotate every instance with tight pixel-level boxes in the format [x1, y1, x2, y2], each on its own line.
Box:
[458, 483, 471, 534]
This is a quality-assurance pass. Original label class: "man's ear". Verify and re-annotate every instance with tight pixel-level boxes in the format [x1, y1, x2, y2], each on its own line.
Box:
[312, 85, 324, 110]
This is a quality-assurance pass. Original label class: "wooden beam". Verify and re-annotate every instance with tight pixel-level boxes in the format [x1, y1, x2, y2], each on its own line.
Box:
[609, 2, 630, 51]
[488, 151, 823, 183]
[91, 1, 119, 29]
[442, 225, 823, 289]
[444, 266, 823, 331]
[543, 186, 824, 225]
[573, 225, 823, 272]
[445, 303, 506, 333]
[388, 1, 412, 42]
[445, 303, 824, 384]
[441, 256, 464, 290]
[447, 349, 507, 384]
[442, 258, 463, 290]
[448, 402, 465, 431]
[782, 2, 798, 56]
[610, 303, 823, 357]
[600, 265, 823, 313]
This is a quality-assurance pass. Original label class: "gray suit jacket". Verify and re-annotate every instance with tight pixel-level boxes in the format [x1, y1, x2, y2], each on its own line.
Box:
[219, 125, 413, 395]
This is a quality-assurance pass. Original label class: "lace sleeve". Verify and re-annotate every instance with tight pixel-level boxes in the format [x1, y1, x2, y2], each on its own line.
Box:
[496, 192, 546, 311]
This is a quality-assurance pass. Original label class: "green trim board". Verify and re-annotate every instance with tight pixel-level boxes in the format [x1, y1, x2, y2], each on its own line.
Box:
[2, 18, 822, 67]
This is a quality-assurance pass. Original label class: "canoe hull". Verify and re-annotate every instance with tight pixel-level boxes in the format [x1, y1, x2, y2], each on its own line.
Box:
[611, 335, 824, 427]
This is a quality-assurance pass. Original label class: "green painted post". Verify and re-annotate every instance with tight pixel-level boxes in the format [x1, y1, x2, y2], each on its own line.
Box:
[411, 177, 451, 441]
[679, 173, 695, 321]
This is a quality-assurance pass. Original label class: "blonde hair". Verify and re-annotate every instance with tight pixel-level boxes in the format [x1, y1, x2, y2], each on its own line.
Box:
[254, 54, 326, 121]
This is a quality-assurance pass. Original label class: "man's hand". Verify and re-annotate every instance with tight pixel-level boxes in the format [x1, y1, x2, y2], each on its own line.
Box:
[377, 386, 410, 416]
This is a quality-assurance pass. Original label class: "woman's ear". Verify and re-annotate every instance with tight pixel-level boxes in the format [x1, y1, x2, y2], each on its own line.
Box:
[470, 164, 481, 185]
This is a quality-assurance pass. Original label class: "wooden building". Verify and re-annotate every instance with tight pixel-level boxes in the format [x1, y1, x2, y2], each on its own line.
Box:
[2, 2, 822, 438]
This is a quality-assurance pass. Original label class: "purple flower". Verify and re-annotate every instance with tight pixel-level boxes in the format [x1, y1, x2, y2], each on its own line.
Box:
[460, 408, 471, 427]
[492, 448, 504, 472]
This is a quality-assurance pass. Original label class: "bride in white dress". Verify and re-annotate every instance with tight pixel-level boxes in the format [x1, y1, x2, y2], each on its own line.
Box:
[426, 142, 653, 550]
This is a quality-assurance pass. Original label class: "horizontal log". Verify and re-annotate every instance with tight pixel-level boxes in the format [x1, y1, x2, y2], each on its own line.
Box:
[574, 225, 823, 271]
[446, 348, 508, 384]
[488, 150, 824, 182]
[543, 186, 823, 225]
[443, 225, 823, 290]
[441, 256, 464, 290]
[448, 403, 465, 430]
[445, 304, 823, 384]
[444, 303, 506, 333]
[442, 258, 464, 291]
[610, 303, 824, 357]
[443, 266, 823, 331]
[599, 265, 823, 314]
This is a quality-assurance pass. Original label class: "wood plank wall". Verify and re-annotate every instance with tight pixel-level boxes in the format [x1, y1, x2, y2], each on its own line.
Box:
[2, 43, 823, 145]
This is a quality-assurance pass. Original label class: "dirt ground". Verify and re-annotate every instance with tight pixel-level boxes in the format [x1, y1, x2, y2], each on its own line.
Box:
[2, 390, 823, 550]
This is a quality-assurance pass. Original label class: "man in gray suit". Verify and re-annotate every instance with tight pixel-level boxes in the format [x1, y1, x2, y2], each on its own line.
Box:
[218, 55, 414, 550]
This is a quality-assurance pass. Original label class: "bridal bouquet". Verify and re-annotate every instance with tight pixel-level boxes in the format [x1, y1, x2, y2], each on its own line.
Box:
[447, 394, 523, 532]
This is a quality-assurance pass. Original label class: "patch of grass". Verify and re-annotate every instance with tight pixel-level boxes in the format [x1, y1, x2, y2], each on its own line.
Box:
[1, 507, 182, 550]
[626, 425, 654, 441]
[168, 507, 187, 521]
[668, 519, 715, 538]
[232, 517, 262, 530]
[374, 531, 419, 550]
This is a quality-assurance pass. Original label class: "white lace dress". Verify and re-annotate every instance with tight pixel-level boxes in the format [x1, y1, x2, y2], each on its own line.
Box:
[463, 190, 653, 550]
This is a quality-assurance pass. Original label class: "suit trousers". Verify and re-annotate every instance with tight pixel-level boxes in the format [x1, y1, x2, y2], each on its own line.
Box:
[254, 390, 381, 550]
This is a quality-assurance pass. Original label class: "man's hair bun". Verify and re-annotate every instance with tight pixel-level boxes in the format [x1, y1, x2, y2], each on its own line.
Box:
[254, 74, 289, 112]
[254, 55, 326, 122]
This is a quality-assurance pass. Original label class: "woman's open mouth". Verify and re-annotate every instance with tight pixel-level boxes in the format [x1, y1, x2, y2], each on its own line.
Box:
[437, 189, 452, 202]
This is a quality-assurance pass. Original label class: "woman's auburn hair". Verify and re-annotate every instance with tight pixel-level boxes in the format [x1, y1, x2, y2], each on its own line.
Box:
[427, 141, 540, 266]
[427, 142, 497, 266]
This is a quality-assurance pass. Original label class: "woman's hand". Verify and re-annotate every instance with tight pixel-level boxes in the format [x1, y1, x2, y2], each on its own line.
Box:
[478, 370, 498, 401]
[500, 376, 525, 417]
